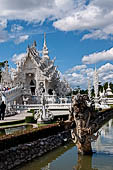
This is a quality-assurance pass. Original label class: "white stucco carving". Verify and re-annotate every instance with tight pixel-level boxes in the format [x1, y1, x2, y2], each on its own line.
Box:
[1, 34, 71, 98]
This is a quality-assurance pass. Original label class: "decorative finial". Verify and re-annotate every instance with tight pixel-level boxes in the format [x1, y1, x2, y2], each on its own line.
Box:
[33, 40, 37, 47]
[27, 45, 30, 54]
[44, 32, 46, 48]
[4, 60, 9, 72]
[42, 32, 49, 58]
[88, 79, 91, 100]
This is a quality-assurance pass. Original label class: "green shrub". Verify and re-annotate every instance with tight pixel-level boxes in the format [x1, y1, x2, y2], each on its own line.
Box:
[107, 95, 113, 98]
[27, 109, 34, 113]
[25, 116, 36, 123]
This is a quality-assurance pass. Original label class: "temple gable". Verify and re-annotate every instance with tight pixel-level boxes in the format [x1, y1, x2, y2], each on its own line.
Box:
[23, 56, 37, 70]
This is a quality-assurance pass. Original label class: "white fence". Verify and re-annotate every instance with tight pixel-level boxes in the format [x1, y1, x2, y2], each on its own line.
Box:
[10, 103, 71, 116]
[1, 86, 23, 103]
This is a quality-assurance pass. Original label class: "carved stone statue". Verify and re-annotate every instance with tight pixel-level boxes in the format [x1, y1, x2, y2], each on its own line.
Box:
[69, 94, 100, 155]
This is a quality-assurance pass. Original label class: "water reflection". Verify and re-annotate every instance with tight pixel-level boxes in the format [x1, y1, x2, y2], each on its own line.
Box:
[17, 120, 113, 170]
[73, 155, 98, 170]
[0, 125, 33, 136]
[17, 143, 77, 170]
[92, 119, 113, 155]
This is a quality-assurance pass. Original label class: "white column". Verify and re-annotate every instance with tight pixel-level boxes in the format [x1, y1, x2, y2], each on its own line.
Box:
[88, 79, 91, 100]
[93, 67, 99, 98]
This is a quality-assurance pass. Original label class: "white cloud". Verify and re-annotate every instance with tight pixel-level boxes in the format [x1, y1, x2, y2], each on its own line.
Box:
[0, 19, 8, 42]
[55, 0, 74, 13]
[82, 47, 113, 64]
[82, 30, 109, 40]
[98, 63, 113, 83]
[53, 0, 113, 40]
[12, 53, 26, 63]
[14, 35, 29, 44]
[0, 19, 7, 29]
[98, 63, 113, 73]
[53, 5, 101, 31]
[11, 24, 23, 32]
[0, 0, 113, 40]
[66, 65, 87, 73]
[0, 0, 75, 43]
[0, 30, 9, 43]
[0, 0, 74, 22]
[64, 63, 113, 89]
[64, 64, 94, 89]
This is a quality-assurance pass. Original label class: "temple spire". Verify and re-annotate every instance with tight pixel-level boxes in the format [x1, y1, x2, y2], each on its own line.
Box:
[42, 33, 49, 59]
[88, 79, 91, 100]
[33, 40, 37, 47]
[93, 65, 99, 98]
[44, 32, 47, 48]
[5, 60, 9, 73]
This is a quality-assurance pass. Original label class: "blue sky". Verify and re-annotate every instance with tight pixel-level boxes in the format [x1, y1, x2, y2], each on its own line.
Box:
[1, 0, 113, 89]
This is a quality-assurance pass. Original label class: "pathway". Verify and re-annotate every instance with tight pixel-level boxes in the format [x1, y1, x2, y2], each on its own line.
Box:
[0, 111, 32, 124]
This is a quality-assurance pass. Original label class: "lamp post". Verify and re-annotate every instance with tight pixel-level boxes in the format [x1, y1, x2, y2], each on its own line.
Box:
[35, 87, 53, 123]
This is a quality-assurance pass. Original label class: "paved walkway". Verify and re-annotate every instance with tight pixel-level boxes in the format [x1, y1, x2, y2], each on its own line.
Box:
[0, 111, 32, 124]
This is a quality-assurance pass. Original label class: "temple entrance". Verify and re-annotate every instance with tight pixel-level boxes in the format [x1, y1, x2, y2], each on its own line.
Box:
[30, 80, 36, 95]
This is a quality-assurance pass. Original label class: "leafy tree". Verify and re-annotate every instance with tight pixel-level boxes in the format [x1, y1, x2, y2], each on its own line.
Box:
[103, 82, 108, 90]
[99, 82, 103, 92]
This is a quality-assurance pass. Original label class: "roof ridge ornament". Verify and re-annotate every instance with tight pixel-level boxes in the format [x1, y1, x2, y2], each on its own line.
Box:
[42, 33, 49, 59]
[44, 32, 47, 48]
[33, 40, 37, 47]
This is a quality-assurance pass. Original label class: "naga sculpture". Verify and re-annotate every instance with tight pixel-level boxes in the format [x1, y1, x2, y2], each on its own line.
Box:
[69, 94, 113, 155]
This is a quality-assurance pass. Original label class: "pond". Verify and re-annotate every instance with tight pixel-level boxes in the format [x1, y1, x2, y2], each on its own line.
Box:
[0, 124, 33, 136]
[17, 119, 113, 170]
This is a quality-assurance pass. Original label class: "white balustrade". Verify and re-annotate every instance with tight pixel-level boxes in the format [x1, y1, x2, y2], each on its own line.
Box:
[1, 86, 23, 103]
[0, 87, 72, 117]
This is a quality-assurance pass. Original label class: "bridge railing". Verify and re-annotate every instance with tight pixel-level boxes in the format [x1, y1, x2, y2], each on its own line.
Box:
[44, 95, 72, 104]
[1, 86, 23, 103]
[11, 103, 71, 110]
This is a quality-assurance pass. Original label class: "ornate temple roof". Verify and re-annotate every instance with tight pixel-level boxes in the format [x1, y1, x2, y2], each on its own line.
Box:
[15, 34, 59, 83]
[7, 33, 71, 96]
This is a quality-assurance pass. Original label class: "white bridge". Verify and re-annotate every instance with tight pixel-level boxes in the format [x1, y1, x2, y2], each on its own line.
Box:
[1, 86, 23, 103]
[0, 86, 71, 117]
[12, 103, 71, 116]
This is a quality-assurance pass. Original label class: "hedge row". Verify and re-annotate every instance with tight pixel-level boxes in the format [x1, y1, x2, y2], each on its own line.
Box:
[0, 122, 69, 151]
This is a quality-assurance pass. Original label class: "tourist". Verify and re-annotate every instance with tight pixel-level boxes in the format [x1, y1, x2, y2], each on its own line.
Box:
[0, 101, 6, 120]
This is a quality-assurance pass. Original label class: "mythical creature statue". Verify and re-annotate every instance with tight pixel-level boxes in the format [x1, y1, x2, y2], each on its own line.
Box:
[69, 94, 101, 155]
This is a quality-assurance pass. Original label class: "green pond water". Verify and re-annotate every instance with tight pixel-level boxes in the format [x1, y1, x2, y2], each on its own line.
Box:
[17, 119, 113, 170]
[0, 124, 33, 136]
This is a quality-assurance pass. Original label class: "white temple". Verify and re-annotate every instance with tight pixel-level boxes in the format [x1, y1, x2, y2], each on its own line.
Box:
[89, 67, 113, 109]
[13, 33, 71, 96]
[2, 34, 70, 94]
[0, 33, 71, 108]
[105, 82, 113, 96]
